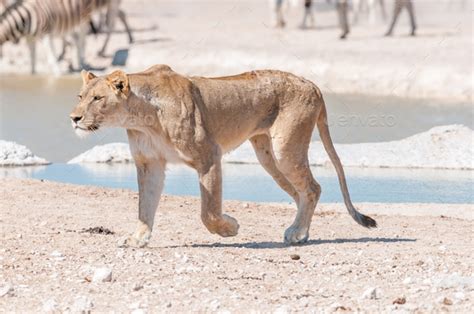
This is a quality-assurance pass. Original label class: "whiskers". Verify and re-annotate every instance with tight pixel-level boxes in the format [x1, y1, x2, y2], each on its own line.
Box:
[74, 118, 101, 138]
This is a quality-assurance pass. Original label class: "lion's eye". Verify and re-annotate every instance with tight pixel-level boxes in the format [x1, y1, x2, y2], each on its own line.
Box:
[77, 95, 82, 100]
[93, 96, 103, 101]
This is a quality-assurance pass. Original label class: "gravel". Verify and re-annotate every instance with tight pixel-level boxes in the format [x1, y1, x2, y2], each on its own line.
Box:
[0, 178, 473, 312]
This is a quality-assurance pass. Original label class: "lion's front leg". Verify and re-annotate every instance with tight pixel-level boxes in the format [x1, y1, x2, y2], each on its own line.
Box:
[119, 159, 165, 248]
[197, 156, 239, 237]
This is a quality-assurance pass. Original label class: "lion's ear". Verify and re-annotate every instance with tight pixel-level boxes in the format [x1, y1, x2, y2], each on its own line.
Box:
[81, 70, 97, 84]
[107, 70, 130, 97]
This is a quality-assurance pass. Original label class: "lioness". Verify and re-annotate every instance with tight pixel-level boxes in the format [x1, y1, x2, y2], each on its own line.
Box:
[70, 65, 376, 247]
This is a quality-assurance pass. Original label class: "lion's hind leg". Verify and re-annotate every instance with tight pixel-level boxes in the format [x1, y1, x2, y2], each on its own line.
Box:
[270, 122, 321, 245]
[250, 134, 299, 204]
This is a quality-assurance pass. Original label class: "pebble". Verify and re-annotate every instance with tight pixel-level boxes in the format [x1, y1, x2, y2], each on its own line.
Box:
[329, 302, 348, 312]
[454, 291, 465, 301]
[403, 277, 413, 285]
[92, 267, 112, 283]
[209, 299, 220, 311]
[274, 305, 289, 314]
[0, 284, 13, 297]
[133, 282, 144, 291]
[290, 254, 300, 261]
[442, 297, 453, 305]
[50, 251, 64, 259]
[393, 297, 406, 305]
[42, 298, 58, 312]
[434, 273, 474, 289]
[129, 301, 141, 309]
[71, 296, 93, 312]
[362, 287, 382, 300]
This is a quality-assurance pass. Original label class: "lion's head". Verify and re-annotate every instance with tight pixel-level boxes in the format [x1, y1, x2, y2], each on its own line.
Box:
[70, 70, 130, 137]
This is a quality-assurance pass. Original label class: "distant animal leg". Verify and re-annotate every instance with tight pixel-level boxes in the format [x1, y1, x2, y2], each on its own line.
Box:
[44, 36, 61, 75]
[119, 9, 133, 43]
[26, 37, 36, 74]
[72, 23, 87, 70]
[379, 0, 387, 20]
[98, 0, 118, 56]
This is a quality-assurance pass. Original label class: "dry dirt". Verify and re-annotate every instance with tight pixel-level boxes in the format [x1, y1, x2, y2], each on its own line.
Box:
[0, 178, 473, 312]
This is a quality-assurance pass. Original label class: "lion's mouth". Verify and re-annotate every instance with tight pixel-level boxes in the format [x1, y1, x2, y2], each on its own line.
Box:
[75, 124, 100, 132]
[73, 123, 100, 138]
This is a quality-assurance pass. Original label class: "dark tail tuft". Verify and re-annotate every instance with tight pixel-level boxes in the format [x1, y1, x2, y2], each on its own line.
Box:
[358, 213, 377, 228]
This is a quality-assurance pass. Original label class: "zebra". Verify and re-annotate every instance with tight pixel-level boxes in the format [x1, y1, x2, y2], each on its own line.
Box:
[0, 0, 133, 74]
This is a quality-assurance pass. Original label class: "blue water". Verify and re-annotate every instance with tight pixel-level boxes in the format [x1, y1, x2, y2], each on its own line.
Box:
[3, 163, 472, 204]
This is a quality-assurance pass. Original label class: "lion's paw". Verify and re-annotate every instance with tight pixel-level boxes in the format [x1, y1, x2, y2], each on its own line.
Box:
[216, 214, 240, 237]
[284, 226, 309, 245]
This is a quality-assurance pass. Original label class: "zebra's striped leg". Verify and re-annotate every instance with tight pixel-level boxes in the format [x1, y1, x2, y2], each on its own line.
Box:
[57, 37, 71, 62]
[44, 37, 61, 75]
[379, 0, 387, 21]
[72, 24, 87, 70]
[26, 37, 36, 75]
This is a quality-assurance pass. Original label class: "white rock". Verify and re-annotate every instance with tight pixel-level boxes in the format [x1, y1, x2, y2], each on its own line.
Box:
[129, 302, 141, 309]
[68, 143, 133, 163]
[50, 250, 63, 258]
[0, 140, 50, 166]
[454, 291, 465, 301]
[362, 287, 382, 300]
[0, 284, 13, 297]
[274, 305, 289, 314]
[181, 254, 189, 264]
[71, 296, 93, 312]
[403, 277, 413, 285]
[92, 267, 112, 283]
[434, 273, 474, 289]
[42, 298, 58, 312]
[209, 299, 220, 311]
[224, 125, 474, 170]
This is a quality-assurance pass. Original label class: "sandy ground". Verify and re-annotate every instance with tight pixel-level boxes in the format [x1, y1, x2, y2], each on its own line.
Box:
[0, 0, 472, 101]
[0, 178, 473, 312]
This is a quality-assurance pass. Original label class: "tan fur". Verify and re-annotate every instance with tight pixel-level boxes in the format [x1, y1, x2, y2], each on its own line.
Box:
[70, 65, 376, 248]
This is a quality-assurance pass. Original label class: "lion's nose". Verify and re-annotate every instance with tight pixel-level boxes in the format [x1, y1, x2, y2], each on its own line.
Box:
[70, 115, 83, 124]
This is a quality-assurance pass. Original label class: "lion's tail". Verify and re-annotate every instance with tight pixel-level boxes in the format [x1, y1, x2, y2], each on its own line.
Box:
[316, 103, 377, 228]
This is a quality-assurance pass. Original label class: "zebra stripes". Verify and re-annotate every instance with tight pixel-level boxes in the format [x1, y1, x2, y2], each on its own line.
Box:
[0, 0, 110, 45]
[0, 0, 133, 73]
